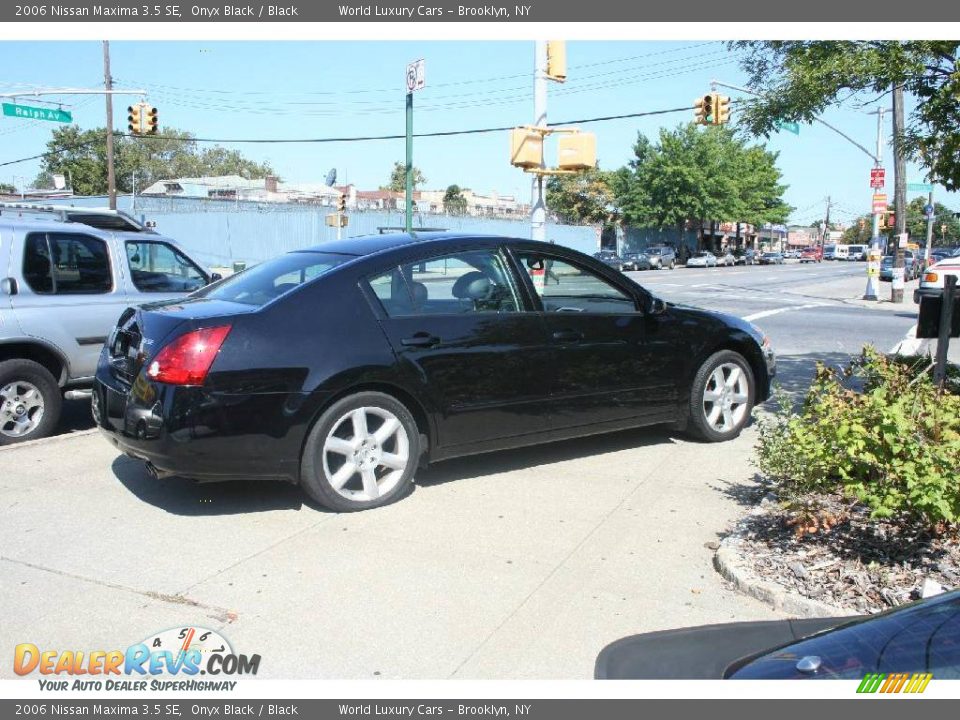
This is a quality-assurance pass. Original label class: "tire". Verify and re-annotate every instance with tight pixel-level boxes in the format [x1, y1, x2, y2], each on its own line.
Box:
[0, 359, 62, 446]
[669, 260, 675, 270]
[686, 350, 755, 443]
[300, 391, 421, 512]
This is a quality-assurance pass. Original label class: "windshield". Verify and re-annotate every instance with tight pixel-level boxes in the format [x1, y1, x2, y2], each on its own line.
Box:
[197, 251, 351, 307]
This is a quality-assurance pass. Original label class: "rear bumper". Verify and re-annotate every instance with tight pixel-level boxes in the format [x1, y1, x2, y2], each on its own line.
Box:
[93, 367, 307, 483]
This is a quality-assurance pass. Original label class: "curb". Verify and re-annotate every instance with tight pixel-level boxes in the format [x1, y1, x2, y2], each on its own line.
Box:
[714, 535, 857, 619]
[0, 427, 99, 453]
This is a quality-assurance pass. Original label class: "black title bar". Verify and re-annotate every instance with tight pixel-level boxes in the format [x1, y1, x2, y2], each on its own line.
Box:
[7, 0, 960, 22]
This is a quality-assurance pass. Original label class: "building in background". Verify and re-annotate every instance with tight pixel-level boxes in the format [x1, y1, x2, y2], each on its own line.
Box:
[141, 175, 341, 204]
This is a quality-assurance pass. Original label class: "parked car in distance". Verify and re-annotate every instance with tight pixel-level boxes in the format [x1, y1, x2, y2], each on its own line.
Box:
[782, 250, 801, 260]
[735, 249, 758, 265]
[593, 250, 623, 270]
[846, 244, 867, 261]
[643, 246, 677, 270]
[0, 202, 216, 445]
[915, 254, 960, 303]
[717, 251, 736, 267]
[799, 246, 823, 263]
[880, 251, 920, 281]
[759, 252, 784, 265]
[620, 252, 652, 272]
[823, 243, 849, 260]
[685, 251, 718, 268]
[596, 590, 960, 679]
[94, 232, 776, 512]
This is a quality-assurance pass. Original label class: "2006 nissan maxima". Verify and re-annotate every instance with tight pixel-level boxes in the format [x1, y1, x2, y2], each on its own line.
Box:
[94, 233, 776, 512]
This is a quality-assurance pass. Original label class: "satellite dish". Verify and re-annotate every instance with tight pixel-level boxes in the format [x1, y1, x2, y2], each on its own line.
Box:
[325, 168, 337, 187]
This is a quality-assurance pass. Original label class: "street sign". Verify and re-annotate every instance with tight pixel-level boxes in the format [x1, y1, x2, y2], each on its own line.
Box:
[870, 168, 885, 189]
[774, 120, 800, 135]
[907, 182, 933, 192]
[872, 193, 888, 214]
[405, 59, 425, 93]
[2, 102, 72, 123]
[924, 204, 935, 219]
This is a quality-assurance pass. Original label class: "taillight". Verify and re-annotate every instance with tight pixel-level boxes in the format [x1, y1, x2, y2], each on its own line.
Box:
[923, 272, 939, 283]
[146, 325, 232, 385]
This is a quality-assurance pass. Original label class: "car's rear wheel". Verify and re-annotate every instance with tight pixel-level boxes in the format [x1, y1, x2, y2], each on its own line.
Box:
[686, 350, 755, 442]
[0, 359, 61, 446]
[300, 391, 421, 512]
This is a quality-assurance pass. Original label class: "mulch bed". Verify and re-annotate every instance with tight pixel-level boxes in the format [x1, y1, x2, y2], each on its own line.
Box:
[731, 487, 960, 614]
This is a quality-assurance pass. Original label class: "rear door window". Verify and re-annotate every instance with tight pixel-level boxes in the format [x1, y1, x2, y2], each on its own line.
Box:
[23, 232, 112, 294]
[199, 251, 350, 306]
[126, 241, 208, 293]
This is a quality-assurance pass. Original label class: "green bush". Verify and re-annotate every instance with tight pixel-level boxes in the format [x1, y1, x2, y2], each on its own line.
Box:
[756, 347, 960, 528]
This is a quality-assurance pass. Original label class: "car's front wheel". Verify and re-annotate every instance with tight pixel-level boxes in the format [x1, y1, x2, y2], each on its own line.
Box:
[0, 359, 61, 446]
[686, 350, 755, 442]
[300, 391, 421, 511]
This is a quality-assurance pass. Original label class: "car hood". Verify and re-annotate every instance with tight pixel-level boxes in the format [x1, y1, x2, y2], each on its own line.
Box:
[669, 303, 767, 345]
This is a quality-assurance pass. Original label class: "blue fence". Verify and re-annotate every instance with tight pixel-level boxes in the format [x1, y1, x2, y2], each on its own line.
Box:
[64, 195, 599, 267]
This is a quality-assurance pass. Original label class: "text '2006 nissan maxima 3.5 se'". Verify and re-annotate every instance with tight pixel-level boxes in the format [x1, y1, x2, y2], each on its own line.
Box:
[93, 233, 776, 512]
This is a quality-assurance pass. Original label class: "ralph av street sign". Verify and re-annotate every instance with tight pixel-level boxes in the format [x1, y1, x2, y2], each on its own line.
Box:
[2, 103, 73, 123]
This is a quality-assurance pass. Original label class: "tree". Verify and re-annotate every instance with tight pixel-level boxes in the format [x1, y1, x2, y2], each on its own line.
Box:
[545, 168, 616, 225]
[615, 124, 790, 241]
[382, 161, 426, 193]
[442, 184, 468, 215]
[0, 182, 16, 194]
[732, 41, 960, 190]
[34, 124, 274, 196]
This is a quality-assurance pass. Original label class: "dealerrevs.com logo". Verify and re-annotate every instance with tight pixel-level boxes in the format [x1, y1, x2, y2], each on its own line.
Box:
[14, 626, 261, 692]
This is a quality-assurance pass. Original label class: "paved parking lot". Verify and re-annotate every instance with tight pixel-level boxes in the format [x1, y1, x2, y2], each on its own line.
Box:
[1, 420, 781, 679]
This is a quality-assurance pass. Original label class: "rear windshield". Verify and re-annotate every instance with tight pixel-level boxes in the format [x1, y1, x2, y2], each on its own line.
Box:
[198, 251, 351, 307]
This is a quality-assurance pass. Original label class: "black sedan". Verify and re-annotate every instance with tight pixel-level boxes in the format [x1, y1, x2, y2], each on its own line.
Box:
[94, 233, 775, 512]
[597, 589, 960, 680]
[620, 252, 652, 271]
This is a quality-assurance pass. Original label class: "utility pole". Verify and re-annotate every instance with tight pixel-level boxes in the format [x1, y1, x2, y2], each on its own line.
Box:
[102, 41, 116, 210]
[891, 84, 907, 303]
[924, 189, 935, 266]
[822, 195, 832, 245]
[864, 107, 885, 301]
[404, 90, 413, 233]
[530, 40, 547, 242]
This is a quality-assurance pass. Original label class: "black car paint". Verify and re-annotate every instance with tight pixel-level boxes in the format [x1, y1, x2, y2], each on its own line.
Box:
[94, 234, 774, 485]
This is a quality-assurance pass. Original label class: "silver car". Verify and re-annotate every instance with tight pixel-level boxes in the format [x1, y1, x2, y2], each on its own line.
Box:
[686, 251, 718, 268]
[0, 203, 215, 444]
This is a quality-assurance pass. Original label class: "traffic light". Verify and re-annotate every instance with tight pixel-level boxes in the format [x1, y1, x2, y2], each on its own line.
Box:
[714, 94, 731, 125]
[144, 104, 158, 134]
[127, 104, 142, 134]
[546, 41, 566, 83]
[694, 95, 711, 125]
[338, 193, 347, 213]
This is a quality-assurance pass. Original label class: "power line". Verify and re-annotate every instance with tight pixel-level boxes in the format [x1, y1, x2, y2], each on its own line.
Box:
[0, 104, 698, 167]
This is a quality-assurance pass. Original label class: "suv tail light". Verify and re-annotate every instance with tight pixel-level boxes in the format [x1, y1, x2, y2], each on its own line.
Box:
[923, 272, 939, 283]
[146, 325, 232, 385]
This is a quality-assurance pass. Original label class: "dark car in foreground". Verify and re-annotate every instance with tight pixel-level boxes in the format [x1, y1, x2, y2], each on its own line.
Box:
[597, 589, 960, 679]
[94, 233, 775, 512]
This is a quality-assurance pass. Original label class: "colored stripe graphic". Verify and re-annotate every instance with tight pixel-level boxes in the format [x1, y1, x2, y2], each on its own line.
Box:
[856, 672, 932, 694]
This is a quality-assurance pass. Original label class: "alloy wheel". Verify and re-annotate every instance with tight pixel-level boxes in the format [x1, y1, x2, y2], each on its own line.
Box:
[0, 381, 45, 439]
[701, 363, 749, 434]
[321, 406, 410, 502]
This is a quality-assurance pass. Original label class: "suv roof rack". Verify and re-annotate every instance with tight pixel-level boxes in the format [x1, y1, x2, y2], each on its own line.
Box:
[0, 201, 155, 233]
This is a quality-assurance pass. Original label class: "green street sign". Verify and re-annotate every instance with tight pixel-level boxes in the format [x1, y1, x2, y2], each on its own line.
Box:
[775, 120, 800, 135]
[907, 182, 933, 192]
[2, 102, 72, 123]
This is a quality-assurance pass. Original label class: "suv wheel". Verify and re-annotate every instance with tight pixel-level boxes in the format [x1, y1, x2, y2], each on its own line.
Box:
[669, 260, 676, 270]
[0, 359, 62, 446]
[300, 391, 421, 512]
[686, 350, 755, 442]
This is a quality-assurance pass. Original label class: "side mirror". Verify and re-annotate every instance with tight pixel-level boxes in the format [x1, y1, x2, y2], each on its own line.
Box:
[1, 277, 17, 295]
[648, 296, 668, 315]
[209, 272, 223, 283]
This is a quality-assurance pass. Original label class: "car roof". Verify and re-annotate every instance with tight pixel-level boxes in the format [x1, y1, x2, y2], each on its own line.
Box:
[298, 231, 570, 257]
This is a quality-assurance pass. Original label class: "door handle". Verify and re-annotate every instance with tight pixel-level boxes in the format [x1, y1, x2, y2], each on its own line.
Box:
[401, 333, 441, 348]
[552, 330, 583, 343]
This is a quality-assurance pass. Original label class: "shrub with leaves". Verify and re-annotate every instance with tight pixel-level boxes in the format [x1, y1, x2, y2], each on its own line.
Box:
[756, 347, 960, 529]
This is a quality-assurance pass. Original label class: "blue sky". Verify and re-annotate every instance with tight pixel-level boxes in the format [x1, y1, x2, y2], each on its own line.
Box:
[0, 40, 952, 227]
